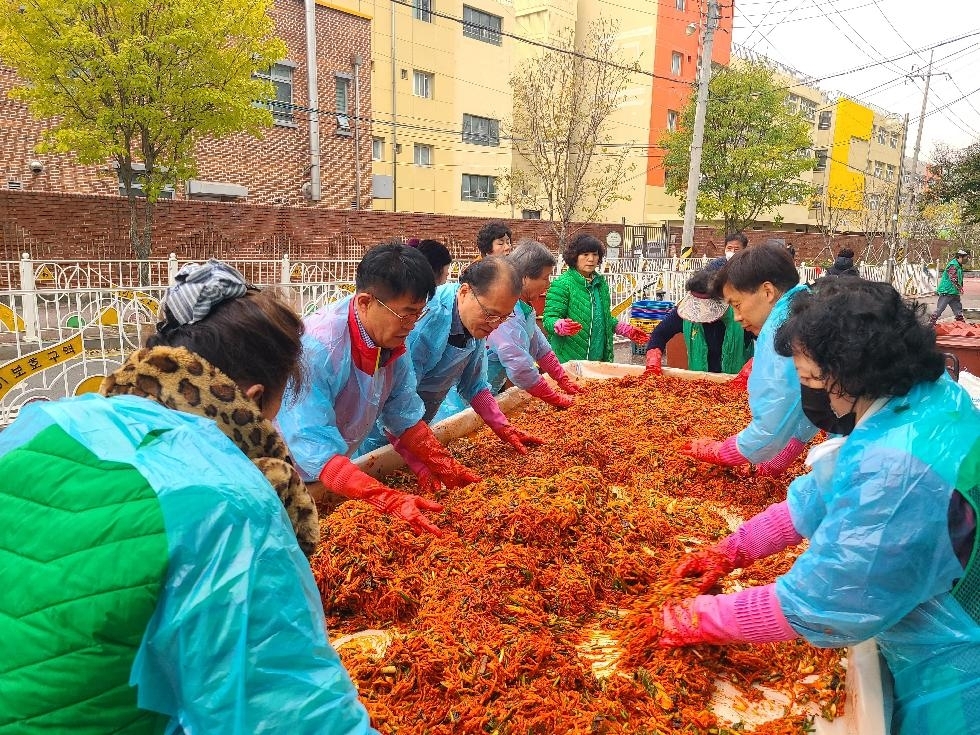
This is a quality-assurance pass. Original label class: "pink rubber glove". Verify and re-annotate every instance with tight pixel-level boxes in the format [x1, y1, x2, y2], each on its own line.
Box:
[755, 438, 807, 476]
[680, 435, 747, 467]
[319, 455, 444, 536]
[554, 318, 582, 337]
[538, 352, 583, 395]
[615, 322, 649, 345]
[728, 358, 753, 391]
[658, 584, 798, 647]
[643, 348, 663, 377]
[471, 388, 544, 454]
[526, 377, 574, 409]
[670, 501, 802, 593]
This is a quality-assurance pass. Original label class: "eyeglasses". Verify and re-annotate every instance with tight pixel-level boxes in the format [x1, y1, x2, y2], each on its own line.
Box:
[373, 295, 429, 323]
[471, 290, 512, 326]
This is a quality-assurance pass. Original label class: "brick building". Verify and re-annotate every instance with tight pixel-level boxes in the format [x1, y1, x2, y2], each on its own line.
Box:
[0, 0, 371, 209]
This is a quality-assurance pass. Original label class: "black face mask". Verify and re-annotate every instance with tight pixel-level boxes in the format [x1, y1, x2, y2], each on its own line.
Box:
[800, 384, 857, 436]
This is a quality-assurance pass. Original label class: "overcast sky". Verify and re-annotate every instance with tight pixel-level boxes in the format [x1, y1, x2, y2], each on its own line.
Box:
[730, 0, 980, 161]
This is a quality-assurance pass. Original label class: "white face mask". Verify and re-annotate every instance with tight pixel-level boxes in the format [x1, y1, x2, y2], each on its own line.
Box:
[725, 250, 737, 260]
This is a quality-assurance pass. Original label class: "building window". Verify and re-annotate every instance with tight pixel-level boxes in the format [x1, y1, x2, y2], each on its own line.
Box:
[253, 63, 294, 125]
[889, 133, 898, 148]
[462, 173, 496, 201]
[462, 114, 500, 146]
[413, 70, 433, 98]
[413, 0, 432, 22]
[877, 128, 886, 145]
[522, 209, 542, 220]
[799, 99, 816, 121]
[814, 149, 828, 172]
[785, 93, 799, 115]
[118, 170, 174, 200]
[817, 110, 831, 130]
[667, 109, 678, 132]
[671, 51, 683, 76]
[372, 138, 385, 161]
[675, 0, 686, 8]
[886, 164, 896, 182]
[414, 143, 433, 166]
[874, 161, 883, 179]
[335, 75, 352, 134]
[463, 6, 502, 45]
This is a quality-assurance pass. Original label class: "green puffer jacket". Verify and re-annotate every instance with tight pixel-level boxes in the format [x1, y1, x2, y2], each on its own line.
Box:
[542, 269, 616, 363]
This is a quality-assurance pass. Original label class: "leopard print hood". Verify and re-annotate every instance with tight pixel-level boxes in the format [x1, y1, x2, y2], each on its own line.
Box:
[100, 346, 319, 557]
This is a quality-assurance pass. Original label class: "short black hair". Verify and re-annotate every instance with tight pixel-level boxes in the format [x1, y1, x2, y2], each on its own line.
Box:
[416, 239, 452, 273]
[509, 240, 557, 280]
[459, 255, 521, 297]
[685, 267, 716, 295]
[356, 242, 436, 302]
[838, 247, 855, 259]
[712, 242, 799, 297]
[774, 278, 945, 399]
[562, 233, 605, 268]
[476, 220, 513, 256]
[724, 231, 749, 248]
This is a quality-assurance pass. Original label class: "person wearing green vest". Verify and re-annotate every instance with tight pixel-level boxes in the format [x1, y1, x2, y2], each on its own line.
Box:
[543, 233, 648, 363]
[930, 249, 970, 325]
[0, 261, 376, 734]
[643, 267, 753, 378]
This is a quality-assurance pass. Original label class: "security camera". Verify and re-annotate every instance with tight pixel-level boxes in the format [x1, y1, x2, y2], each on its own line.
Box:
[28, 160, 43, 174]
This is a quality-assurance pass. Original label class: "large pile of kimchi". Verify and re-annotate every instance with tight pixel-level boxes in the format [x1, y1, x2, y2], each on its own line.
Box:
[311, 375, 845, 734]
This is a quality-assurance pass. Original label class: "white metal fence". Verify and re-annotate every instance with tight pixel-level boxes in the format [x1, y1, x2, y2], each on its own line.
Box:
[0, 254, 937, 428]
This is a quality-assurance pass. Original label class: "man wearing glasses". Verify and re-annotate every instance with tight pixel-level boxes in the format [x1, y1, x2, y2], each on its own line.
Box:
[404, 256, 544, 455]
[277, 243, 480, 537]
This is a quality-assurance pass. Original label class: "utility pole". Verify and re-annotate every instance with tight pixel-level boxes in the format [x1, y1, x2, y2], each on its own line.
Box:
[681, 0, 720, 255]
[886, 113, 910, 285]
[909, 49, 933, 193]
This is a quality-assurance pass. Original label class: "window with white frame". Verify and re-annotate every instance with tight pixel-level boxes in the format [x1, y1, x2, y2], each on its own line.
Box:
[785, 93, 799, 114]
[889, 133, 898, 148]
[414, 143, 433, 166]
[877, 128, 886, 145]
[335, 74, 352, 134]
[874, 161, 884, 179]
[462, 6, 502, 45]
[462, 173, 496, 201]
[413, 0, 432, 22]
[667, 110, 678, 132]
[814, 149, 828, 172]
[817, 110, 832, 130]
[372, 138, 385, 161]
[253, 63, 294, 125]
[886, 164, 896, 182]
[462, 114, 500, 146]
[413, 70, 433, 98]
[675, 0, 686, 8]
[799, 99, 816, 121]
[671, 52, 682, 76]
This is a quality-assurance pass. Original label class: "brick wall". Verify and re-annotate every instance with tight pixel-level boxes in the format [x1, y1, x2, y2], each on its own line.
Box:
[0, 190, 621, 261]
[0, 1, 371, 209]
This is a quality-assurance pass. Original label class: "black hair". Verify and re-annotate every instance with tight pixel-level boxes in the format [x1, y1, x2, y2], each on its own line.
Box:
[416, 239, 452, 273]
[724, 231, 748, 248]
[476, 220, 513, 256]
[785, 243, 797, 258]
[147, 287, 304, 398]
[459, 255, 521, 297]
[774, 278, 945, 399]
[684, 268, 716, 295]
[356, 242, 436, 302]
[509, 239, 557, 280]
[838, 247, 855, 259]
[562, 233, 605, 268]
[712, 242, 800, 297]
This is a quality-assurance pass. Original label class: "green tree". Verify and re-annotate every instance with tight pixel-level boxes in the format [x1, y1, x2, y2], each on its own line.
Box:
[500, 18, 638, 247]
[925, 142, 980, 224]
[661, 61, 815, 233]
[0, 0, 286, 276]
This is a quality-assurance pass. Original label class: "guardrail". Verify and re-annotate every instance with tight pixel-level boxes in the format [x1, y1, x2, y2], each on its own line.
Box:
[0, 254, 937, 429]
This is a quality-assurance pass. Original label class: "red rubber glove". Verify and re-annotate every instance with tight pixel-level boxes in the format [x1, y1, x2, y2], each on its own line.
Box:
[538, 351, 584, 394]
[554, 318, 582, 337]
[680, 436, 747, 467]
[615, 322, 649, 345]
[319, 455, 444, 536]
[754, 438, 806, 476]
[496, 425, 545, 454]
[397, 421, 481, 489]
[728, 358, 753, 391]
[526, 378, 574, 409]
[643, 348, 663, 377]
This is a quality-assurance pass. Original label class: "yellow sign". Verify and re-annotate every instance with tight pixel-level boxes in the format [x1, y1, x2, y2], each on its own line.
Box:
[0, 334, 84, 400]
[681, 245, 693, 259]
[36, 265, 54, 283]
[113, 289, 160, 314]
[74, 375, 106, 396]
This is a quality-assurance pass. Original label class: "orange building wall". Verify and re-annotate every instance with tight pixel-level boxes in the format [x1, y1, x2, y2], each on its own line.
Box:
[646, 0, 732, 187]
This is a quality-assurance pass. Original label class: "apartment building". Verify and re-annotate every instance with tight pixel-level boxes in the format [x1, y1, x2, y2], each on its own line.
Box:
[0, 0, 372, 209]
[359, 0, 516, 216]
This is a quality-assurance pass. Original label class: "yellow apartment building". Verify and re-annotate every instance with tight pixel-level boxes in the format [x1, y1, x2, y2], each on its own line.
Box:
[352, 0, 516, 215]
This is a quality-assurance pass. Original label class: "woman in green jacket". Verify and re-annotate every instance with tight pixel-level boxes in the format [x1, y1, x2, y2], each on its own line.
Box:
[543, 234, 648, 363]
